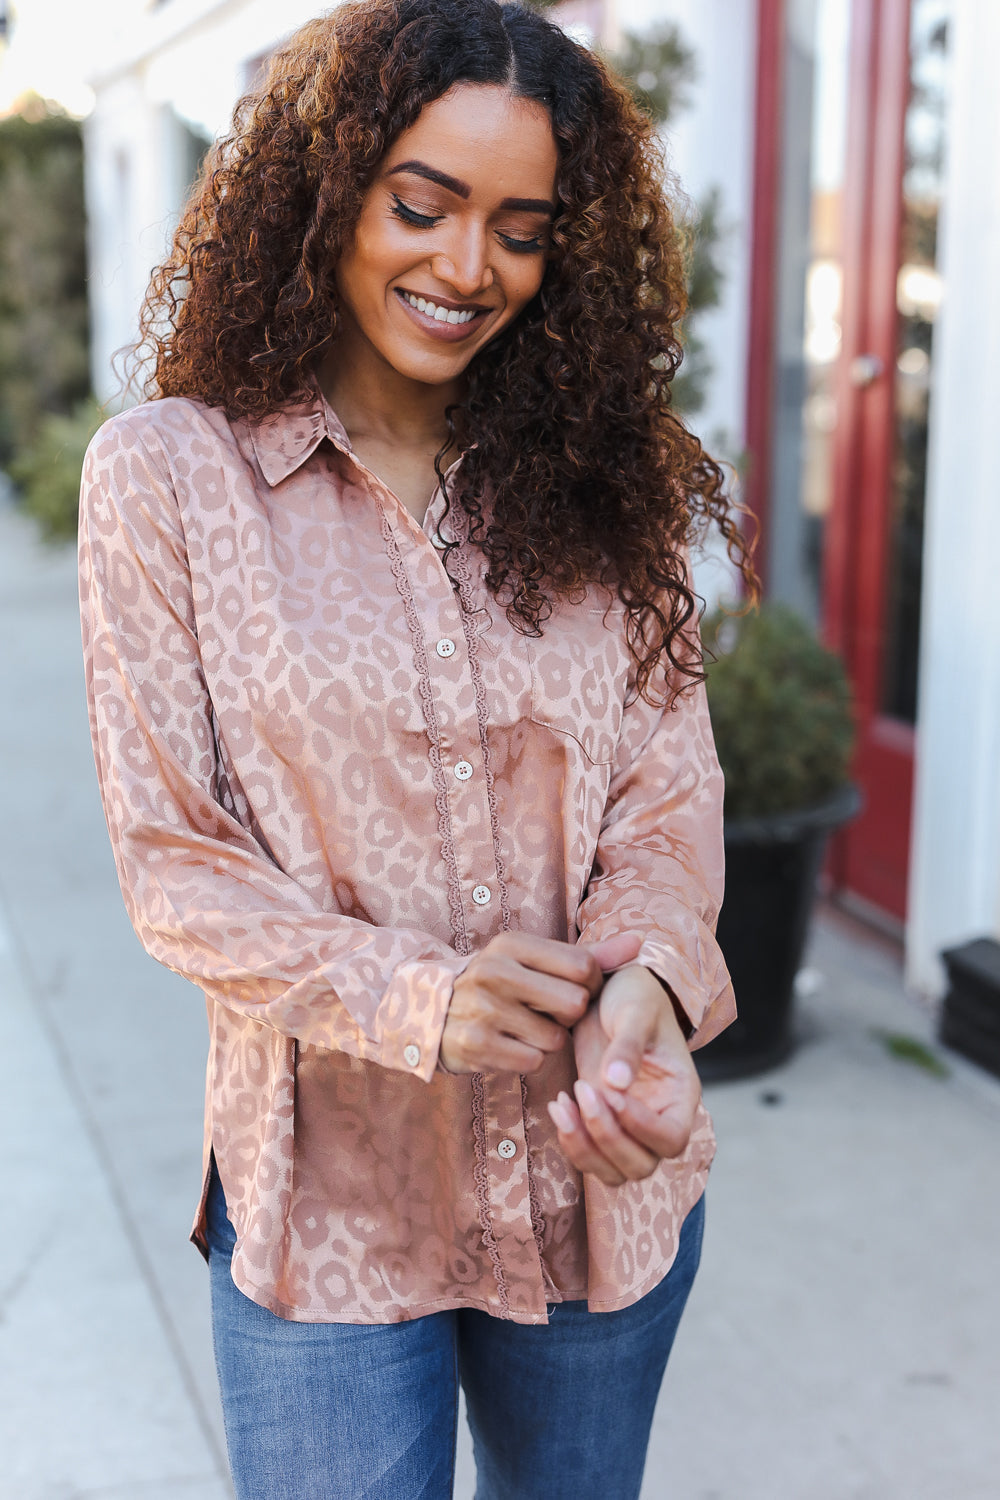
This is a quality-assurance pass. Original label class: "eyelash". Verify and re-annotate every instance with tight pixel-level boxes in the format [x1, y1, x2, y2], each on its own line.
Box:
[389, 194, 545, 255]
[390, 195, 439, 229]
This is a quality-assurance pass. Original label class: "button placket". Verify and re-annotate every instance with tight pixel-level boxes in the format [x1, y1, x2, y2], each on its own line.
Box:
[477, 1075, 548, 1319]
[421, 597, 499, 935]
[379, 506, 501, 962]
[389, 518, 506, 988]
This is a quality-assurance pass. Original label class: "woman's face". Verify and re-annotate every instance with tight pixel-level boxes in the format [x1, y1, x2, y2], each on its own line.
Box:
[333, 83, 559, 391]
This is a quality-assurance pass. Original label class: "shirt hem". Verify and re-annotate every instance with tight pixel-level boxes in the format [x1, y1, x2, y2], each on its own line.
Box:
[228, 1263, 554, 1326]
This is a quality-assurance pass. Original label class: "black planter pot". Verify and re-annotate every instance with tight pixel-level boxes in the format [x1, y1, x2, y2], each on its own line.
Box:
[696, 783, 862, 1082]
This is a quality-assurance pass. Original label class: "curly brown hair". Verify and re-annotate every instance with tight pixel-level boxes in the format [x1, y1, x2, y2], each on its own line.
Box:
[137, 0, 756, 701]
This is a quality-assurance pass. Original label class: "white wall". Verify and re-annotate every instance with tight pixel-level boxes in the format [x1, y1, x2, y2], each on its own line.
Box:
[621, 0, 755, 452]
[618, 0, 756, 605]
[906, 0, 1000, 997]
[85, 76, 181, 402]
[86, 0, 327, 402]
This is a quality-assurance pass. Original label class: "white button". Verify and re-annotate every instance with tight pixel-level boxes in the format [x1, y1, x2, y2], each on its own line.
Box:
[436, 638, 456, 658]
[454, 760, 474, 781]
[403, 1043, 421, 1068]
[472, 885, 492, 906]
[497, 1139, 517, 1160]
[431, 531, 447, 549]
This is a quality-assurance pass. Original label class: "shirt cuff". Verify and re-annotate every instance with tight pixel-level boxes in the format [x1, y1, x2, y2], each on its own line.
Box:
[641, 965, 694, 1039]
[637, 936, 736, 1051]
[374, 953, 471, 1082]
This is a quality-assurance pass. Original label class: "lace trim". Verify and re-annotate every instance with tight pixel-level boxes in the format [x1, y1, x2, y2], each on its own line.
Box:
[451, 533, 513, 935]
[471, 1071, 510, 1317]
[521, 1075, 557, 1297]
[388, 501, 515, 1317]
[377, 504, 469, 956]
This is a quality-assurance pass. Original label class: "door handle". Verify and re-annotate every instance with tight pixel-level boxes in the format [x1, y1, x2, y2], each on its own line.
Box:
[849, 353, 885, 387]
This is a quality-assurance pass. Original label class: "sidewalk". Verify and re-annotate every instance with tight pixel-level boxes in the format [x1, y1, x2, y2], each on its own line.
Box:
[2, 486, 998, 1500]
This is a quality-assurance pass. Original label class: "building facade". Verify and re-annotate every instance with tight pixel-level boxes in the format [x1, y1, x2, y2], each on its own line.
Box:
[81, 0, 1000, 1002]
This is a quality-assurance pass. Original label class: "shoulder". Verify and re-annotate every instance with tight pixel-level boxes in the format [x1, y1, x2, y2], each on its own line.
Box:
[82, 399, 258, 536]
[86, 396, 241, 471]
[82, 398, 246, 555]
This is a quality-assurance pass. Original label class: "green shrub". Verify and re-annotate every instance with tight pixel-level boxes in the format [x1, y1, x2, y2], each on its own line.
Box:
[9, 397, 105, 542]
[703, 605, 855, 819]
[0, 99, 89, 467]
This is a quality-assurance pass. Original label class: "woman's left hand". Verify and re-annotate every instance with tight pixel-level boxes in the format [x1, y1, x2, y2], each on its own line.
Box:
[547, 965, 702, 1187]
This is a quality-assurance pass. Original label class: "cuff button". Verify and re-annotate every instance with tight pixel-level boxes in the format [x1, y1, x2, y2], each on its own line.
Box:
[403, 1043, 421, 1069]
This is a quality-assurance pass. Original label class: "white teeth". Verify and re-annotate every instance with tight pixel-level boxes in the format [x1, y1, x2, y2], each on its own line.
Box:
[404, 292, 476, 325]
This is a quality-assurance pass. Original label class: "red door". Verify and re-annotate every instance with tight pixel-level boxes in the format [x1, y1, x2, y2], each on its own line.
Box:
[748, 0, 949, 925]
[827, 0, 948, 921]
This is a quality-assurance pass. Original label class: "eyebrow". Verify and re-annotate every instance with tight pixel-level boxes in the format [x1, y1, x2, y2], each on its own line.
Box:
[386, 159, 556, 216]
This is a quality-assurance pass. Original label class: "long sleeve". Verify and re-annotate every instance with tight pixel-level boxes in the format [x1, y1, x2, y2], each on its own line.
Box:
[575, 651, 735, 1051]
[79, 415, 464, 1081]
[76, 391, 729, 1324]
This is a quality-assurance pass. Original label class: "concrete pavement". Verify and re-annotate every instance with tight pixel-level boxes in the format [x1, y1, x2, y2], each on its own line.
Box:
[2, 485, 998, 1500]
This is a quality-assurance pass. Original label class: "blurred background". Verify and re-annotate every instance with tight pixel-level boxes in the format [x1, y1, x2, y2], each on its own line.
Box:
[1, 2, 999, 1497]
[4, 0, 1000, 988]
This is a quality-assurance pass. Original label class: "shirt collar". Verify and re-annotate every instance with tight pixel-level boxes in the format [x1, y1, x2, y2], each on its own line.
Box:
[247, 380, 353, 488]
[247, 377, 473, 493]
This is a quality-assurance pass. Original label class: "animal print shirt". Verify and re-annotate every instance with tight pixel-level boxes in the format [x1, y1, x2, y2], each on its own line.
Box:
[79, 385, 734, 1325]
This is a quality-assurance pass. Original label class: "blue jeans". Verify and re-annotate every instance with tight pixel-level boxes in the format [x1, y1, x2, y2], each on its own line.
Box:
[206, 1163, 704, 1500]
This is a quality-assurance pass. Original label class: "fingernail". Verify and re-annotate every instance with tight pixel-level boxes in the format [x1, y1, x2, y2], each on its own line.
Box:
[548, 1099, 574, 1133]
[605, 1060, 633, 1089]
[574, 1079, 599, 1115]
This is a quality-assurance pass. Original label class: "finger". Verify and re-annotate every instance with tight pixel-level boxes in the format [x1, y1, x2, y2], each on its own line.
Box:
[603, 1082, 700, 1160]
[547, 1091, 626, 1187]
[500, 968, 593, 1026]
[493, 996, 571, 1054]
[573, 1080, 660, 1180]
[600, 992, 659, 1094]
[491, 932, 607, 997]
[442, 1029, 549, 1075]
[455, 954, 590, 1028]
[578, 932, 643, 974]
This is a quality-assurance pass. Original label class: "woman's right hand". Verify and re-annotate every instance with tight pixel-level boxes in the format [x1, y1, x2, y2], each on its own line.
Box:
[440, 931, 641, 1075]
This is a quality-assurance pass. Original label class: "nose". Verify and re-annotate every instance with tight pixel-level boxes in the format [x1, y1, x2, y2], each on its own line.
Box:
[431, 222, 494, 299]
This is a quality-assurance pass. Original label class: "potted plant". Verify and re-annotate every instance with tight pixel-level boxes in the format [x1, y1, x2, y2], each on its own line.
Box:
[697, 604, 860, 1080]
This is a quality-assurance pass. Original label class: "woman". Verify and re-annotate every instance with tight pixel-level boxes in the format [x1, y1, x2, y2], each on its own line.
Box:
[80, 1, 753, 1495]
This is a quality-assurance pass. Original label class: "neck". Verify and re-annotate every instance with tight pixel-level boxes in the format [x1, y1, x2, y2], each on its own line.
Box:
[316, 337, 461, 455]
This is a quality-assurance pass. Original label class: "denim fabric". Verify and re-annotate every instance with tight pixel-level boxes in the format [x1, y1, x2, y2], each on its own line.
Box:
[207, 1163, 704, 1500]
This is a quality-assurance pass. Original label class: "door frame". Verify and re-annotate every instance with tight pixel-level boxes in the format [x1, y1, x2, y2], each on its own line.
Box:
[746, 0, 916, 923]
[824, 0, 913, 919]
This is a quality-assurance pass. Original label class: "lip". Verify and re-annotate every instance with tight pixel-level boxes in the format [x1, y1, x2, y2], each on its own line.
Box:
[394, 288, 493, 343]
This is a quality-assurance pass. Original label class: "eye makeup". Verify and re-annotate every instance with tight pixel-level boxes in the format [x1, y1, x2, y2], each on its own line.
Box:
[389, 194, 547, 253]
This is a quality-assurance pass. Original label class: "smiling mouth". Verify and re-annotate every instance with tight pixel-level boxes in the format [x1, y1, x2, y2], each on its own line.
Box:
[396, 289, 490, 327]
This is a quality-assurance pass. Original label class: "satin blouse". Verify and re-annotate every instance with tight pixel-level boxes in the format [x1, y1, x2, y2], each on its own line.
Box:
[78, 386, 735, 1326]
